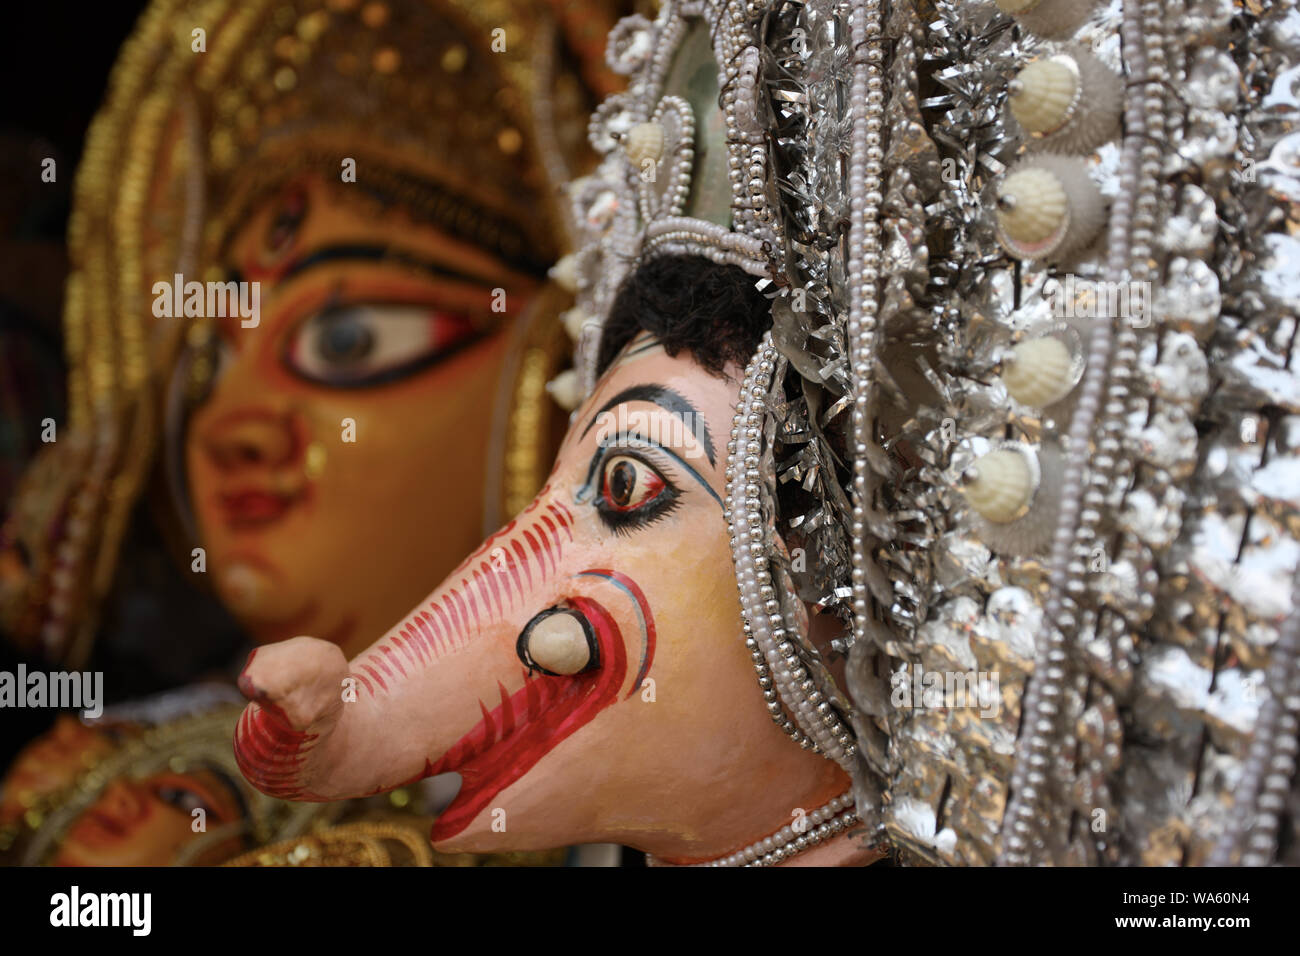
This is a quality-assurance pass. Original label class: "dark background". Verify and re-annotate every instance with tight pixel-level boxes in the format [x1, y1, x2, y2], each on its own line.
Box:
[0, 2, 211, 768]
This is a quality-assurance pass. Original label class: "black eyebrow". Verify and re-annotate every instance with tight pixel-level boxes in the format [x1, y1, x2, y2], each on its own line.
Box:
[580, 384, 717, 467]
[226, 244, 511, 289]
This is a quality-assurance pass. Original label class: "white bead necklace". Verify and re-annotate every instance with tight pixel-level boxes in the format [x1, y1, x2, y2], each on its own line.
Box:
[647, 791, 858, 867]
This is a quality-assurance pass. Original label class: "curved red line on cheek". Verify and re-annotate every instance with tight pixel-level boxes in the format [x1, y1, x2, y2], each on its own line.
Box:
[428, 595, 629, 842]
[598, 570, 657, 698]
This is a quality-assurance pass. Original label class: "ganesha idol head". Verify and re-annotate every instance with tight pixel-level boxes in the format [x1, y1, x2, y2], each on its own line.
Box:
[234, 255, 876, 865]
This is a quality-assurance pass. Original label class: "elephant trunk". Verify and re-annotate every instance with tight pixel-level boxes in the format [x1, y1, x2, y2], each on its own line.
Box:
[231, 498, 619, 840]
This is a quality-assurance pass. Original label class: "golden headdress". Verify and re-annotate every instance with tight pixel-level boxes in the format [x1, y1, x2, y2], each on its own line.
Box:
[0, 0, 622, 667]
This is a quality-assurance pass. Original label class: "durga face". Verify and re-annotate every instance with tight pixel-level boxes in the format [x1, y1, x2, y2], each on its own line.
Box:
[0, 0, 621, 868]
[52, 767, 245, 868]
[185, 173, 540, 657]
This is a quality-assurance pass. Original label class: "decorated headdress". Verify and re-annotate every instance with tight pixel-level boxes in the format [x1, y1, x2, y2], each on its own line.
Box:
[561, 0, 1300, 865]
[0, 0, 622, 668]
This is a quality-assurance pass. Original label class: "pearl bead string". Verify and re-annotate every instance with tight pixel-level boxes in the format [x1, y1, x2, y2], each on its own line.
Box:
[648, 790, 858, 867]
[844, 0, 887, 654]
[998, 0, 1166, 864]
[1210, 564, 1300, 865]
[725, 335, 857, 766]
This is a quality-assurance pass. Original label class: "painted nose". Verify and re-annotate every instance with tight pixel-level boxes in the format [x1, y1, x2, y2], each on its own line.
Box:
[232, 496, 583, 803]
[98, 778, 147, 823]
[202, 409, 298, 471]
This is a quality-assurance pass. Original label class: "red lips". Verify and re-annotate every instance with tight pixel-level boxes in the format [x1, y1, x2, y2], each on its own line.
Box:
[219, 489, 296, 527]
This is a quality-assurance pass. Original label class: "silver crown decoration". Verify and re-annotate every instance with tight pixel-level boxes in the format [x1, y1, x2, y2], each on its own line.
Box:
[550, 1, 783, 400]
[557, 0, 1300, 866]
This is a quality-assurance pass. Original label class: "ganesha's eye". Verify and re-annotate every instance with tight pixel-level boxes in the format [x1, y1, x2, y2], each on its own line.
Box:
[593, 453, 679, 533]
[285, 302, 480, 388]
[601, 455, 666, 511]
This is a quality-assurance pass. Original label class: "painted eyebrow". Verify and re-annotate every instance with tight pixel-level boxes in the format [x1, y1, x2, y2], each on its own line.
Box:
[227, 243, 514, 290]
[579, 384, 717, 467]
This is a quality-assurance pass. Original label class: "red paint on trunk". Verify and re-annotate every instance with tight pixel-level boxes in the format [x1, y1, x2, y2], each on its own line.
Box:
[424, 595, 629, 842]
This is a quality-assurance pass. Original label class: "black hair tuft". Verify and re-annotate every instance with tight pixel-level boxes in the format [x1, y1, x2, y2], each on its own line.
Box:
[596, 255, 773, 377]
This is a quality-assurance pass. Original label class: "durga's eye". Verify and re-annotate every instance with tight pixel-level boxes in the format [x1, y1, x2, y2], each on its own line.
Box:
[600, 455, 666, 512]
[285, 302, 479, 388]
[154, 784, 211, 815]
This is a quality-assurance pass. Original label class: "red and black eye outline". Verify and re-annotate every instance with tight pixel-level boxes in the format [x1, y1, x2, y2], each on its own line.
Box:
[280, 293, 488, 390]
[515, 606, 601, 677]
[581, 437, 682, 536]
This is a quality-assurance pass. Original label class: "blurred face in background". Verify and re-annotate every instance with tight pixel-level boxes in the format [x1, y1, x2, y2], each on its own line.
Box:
[0, 716, 116, 825]
[53, 767, 244, 867]
[186, 174, 540, 656]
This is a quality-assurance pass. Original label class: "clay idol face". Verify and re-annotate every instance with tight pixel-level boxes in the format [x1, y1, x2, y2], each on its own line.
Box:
[185, 174, 538, 656]
[53, 768, 244, 867]
[234, 335, 846, 861]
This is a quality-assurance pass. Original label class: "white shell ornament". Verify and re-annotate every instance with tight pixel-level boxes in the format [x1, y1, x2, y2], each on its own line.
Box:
[560, 306, 591, 342]
[1000, 335, 1079, 407]
[997, 168, 1067, 243]
[1009, 51, 1121, 153]
[548, 254, 579, 294]
[624, 121, 665, 167]
[523, 610, 595, 675]
[1009, 58, 1077, 135]
[962, 449, 1037, 524]
[545, 370, 583, 411]
[639, 97, 695, 221]
[996, 0, 1099, 39]
[960, 442, 1064, 556]
[995, 156, 1104, 261]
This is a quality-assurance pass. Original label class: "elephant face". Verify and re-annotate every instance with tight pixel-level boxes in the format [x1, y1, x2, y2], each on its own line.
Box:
[234, 334, 848, 861]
